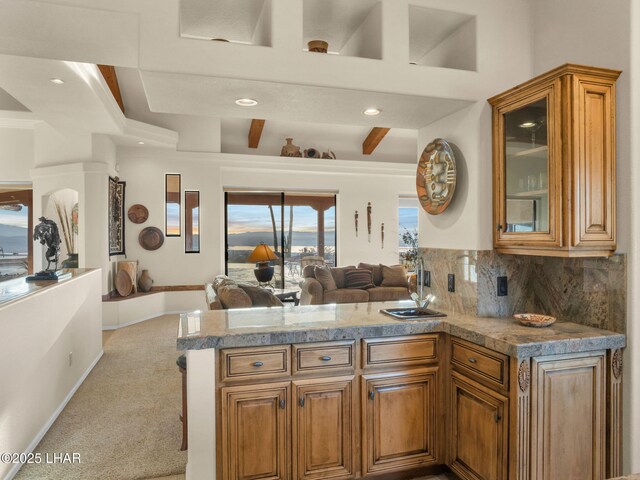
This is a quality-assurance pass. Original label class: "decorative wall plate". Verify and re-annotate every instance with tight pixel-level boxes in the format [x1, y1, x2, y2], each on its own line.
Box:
[139, 226, 165, 251]
[128, 204, 149, 224]
[416, 138, 457, 215]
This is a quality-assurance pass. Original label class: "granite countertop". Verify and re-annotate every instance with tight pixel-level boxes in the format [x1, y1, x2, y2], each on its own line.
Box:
[177, 300, 625, 358]
[0, 268, 96, 309]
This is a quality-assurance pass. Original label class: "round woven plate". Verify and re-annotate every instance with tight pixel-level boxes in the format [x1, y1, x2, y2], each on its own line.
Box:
[128, 204, 149, 224]
[139, 226, 164, 251]
[115, 270, 133, 297]
[513, 313, 557, 328]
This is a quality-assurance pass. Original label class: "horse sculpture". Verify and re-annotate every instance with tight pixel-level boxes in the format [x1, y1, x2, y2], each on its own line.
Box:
[33, 217, 61, 272]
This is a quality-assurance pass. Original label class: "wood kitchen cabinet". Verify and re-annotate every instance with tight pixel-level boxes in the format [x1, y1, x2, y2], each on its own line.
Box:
[293, 377, 354, 480]
[489, 64, 621, 257]
[216, 336, 621, 480]
[361, 368, 439, 475]
[221, 382, 290, 480]
[530, 352, 606, 480]
[449, 372, 508, 480]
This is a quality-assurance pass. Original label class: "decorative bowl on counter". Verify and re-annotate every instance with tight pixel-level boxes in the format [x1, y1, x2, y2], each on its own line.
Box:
[513, 313, 557, 328]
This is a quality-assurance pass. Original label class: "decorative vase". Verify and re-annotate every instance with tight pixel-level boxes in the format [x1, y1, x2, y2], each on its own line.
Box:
[61, 253, 79, 269]
[308, 40, 329, 53]
[138, 269, 153, 292]
[280, 138, 302, 157]
[304, 148, 320, 158]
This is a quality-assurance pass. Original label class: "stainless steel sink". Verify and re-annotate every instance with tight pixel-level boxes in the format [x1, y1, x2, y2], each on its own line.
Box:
[380, 307, 447, 320]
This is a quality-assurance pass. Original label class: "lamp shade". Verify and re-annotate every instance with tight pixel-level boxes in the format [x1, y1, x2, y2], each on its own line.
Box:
[247, 243, 278, 263]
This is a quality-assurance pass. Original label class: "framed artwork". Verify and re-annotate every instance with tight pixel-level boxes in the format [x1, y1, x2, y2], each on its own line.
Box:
[109, 176, 126, 256]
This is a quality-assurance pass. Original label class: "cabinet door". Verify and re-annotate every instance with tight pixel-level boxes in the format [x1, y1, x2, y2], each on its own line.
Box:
[293, 377, 354, 480]
[492, 79, 562, 249]
[450, 372, 508, 480]
[531, 352, 605, 480]
[221, 382, 290, 480]
[362, 368, 438, 475]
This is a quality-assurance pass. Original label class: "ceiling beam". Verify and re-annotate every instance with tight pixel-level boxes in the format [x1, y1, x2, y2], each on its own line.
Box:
[362, 127, 390, 155]
[97, 64, 125, 114]
[248, 119, 266, 148]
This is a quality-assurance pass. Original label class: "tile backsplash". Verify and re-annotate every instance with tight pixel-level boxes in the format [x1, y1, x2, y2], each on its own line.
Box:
[418, 248, 626, 333]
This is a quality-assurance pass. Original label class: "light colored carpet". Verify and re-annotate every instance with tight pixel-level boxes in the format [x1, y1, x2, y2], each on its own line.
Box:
[16, 315, 187, 480]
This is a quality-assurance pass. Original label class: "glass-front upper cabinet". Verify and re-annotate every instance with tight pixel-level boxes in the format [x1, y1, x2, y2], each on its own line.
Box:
[489, 64, 620, 257]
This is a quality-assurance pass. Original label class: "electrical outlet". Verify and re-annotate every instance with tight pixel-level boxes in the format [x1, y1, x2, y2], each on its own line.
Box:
[69, 352, 73, 366]
[423, 271, 431, 287]
[497, 276, 508, 296]
[448, 274, 455, 293]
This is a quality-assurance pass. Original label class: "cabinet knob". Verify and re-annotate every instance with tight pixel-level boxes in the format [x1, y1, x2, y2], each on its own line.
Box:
[369, 390, 375, 400]
[320, 356, 332, 362]
[299, 396, 305, 407]
[495, 412, 502, 423]
[497, 224, 503, 231]
[279, 399, 286, 410]
[468, 357, 477, 364]
[253, 361, 264, 367]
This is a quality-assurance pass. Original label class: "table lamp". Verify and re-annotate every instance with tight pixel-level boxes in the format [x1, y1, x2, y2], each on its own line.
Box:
[247, 242, 278, 285]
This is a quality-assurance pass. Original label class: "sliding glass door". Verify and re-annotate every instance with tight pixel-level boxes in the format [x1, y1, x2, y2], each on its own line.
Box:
[225, 192, 336, 289]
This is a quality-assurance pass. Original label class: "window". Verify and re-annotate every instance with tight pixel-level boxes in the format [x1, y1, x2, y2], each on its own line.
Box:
[165, 174, 181, 236]
[225, 191, 337, 289]
[0, 185, 33, 281]
[185, 191, 200, 253]
[398, 196, 419, 269]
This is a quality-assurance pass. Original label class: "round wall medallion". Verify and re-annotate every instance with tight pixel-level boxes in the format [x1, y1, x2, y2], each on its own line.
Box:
[128, 204, 149, 224]
[416, 138, 457, 215]
[139, 226, 165, 251]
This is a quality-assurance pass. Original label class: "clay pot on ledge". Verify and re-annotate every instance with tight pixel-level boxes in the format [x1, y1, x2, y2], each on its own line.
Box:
[280, 138, 302, 157]
[138, 269, 154, 292]
[307, 40, 329, 53]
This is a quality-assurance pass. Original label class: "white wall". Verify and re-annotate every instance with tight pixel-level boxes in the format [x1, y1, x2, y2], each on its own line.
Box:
[0, 269, 103, 480]
[116, 148, 415, 286]
[0, 127, 34, 181]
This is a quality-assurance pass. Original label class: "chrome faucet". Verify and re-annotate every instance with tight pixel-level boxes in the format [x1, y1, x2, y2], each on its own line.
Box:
[412, 257, 435, 309]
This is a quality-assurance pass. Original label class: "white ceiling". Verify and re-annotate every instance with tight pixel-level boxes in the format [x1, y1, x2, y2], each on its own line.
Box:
[140, 70, 472, 130]
[409, 6, 475, 63]
[0, 86, 29, 112]
[180, 0, 269, 43]
[303, 0, 379, 53]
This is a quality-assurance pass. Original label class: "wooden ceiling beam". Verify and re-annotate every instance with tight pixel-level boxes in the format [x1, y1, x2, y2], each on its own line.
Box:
[248, 119, 266, 148]
[97, 64, 125, 114]
[362, 127, 390, 155]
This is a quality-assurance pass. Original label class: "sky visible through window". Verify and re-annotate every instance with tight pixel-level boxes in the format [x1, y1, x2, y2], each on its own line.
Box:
[398, 207, 418, 246]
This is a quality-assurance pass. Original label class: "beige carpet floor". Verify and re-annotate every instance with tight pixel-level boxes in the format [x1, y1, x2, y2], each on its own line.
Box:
[16, 315, 187, 480]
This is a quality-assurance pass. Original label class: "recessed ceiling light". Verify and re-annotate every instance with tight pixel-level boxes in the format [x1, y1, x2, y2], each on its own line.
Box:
[138, 141, 145, 145]
[519, 121, 536, 128]
[235, 98, 258, 107]
[50, 78, 65, 85]
[363, 108, 381, 116]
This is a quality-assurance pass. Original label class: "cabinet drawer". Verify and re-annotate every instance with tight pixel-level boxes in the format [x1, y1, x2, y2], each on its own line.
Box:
[221, 345, 290, 382]
[451, 339, 509, 391]
[363, 334, 439, 369]
[293, 341, 355, 375]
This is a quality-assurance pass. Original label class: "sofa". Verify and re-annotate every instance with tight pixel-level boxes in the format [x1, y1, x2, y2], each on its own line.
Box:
[299, 263, 411, 305]
[205, 275, 283, 310]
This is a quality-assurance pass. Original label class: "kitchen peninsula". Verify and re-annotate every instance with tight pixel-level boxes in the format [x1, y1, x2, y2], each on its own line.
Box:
[177, 301, 625, 480]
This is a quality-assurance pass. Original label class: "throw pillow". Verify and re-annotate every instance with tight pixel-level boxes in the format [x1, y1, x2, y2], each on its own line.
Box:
[344, 269, 375, 289]
[380, 264, 409, 288]
[212, 275, 236, 292]
[330, 265, 355, 289]
[302, 264, 316, 278]
[314, 265, 338, 291]
[217, 284, 253, 309]
[357, 262, 383, 286]
[238, 284, 284, 307]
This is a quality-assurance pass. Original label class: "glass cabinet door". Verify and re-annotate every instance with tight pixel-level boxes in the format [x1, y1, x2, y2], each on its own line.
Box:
[495, 81, 561, 248]
[504, 98, 549, 233]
